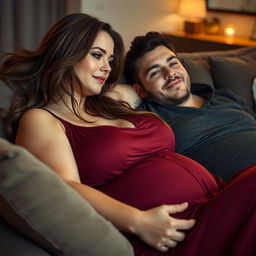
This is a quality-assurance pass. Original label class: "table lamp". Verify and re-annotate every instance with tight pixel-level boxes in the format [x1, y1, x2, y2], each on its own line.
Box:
[179, 0, 206, 34]
[224, 25, 236, 38]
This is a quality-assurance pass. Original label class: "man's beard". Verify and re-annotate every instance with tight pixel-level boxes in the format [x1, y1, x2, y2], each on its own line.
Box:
[164, 90, 190, 105]
[148, 88, 190, 106]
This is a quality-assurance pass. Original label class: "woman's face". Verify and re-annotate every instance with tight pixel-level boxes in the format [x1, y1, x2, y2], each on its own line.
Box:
[74, 30, 114, 97]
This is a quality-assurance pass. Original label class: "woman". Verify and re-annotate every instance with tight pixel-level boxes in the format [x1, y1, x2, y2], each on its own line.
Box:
[1, 13, 256, 256]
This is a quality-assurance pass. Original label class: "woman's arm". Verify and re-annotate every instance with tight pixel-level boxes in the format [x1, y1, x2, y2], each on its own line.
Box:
[16, 108, 195, 252]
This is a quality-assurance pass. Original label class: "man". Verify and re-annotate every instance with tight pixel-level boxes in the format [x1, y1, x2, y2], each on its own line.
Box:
[118, 31, 256, 182]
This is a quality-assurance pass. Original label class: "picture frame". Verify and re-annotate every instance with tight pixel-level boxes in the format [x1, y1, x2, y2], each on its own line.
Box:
[206, 0, 256, 16]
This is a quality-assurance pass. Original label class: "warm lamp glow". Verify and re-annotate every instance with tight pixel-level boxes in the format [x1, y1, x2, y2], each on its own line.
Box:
[224, 25, 236, 38]
[179, 0, 206, 19]
[179, 0, 206, 34]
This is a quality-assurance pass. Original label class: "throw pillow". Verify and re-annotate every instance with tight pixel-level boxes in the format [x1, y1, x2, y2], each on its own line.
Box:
[178, 56, 214, 87]
[209, 47, 256, 110]
[0, 138, 133, 256]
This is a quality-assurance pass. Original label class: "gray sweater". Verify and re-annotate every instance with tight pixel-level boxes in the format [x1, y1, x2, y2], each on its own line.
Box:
[136, 83, 256, 181]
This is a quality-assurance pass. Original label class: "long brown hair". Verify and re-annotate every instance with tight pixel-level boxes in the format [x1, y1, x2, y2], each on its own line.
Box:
[0, 13, 144, 142]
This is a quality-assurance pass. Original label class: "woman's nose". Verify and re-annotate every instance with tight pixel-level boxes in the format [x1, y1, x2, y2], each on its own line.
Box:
[101, 60, 111, 73]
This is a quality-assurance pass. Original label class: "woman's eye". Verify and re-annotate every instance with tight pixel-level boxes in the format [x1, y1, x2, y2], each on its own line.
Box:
[91, 53, 102, 60]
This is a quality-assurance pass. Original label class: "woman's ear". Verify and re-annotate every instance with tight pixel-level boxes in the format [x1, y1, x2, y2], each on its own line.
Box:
[133, 83, 147, 99]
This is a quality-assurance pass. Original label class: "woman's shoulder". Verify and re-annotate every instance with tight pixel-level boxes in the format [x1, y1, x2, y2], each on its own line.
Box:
[21, 108, 57, 120]
[19, 108, 62, 133]
[16, 108, 65, 145]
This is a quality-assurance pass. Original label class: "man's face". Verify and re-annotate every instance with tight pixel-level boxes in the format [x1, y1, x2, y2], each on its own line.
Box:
[136, 45, 191, 105]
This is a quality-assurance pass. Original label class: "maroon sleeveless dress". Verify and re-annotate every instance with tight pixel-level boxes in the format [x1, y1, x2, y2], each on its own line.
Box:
[48, 111, 256, 256]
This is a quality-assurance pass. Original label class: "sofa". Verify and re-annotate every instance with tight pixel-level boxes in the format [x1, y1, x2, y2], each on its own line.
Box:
[0, 46, 256, 255]
[177, 46, 256, 112]
[0, 138, 134, 256]
[118, 46, 256, 111]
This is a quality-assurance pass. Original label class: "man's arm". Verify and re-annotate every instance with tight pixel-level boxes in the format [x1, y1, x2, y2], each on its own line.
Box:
[106, 84, 142, 109]
[221, 89, 256, 118]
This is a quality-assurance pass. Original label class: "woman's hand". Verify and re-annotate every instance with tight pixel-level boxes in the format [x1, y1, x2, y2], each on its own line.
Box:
[131, 202, 195, 252]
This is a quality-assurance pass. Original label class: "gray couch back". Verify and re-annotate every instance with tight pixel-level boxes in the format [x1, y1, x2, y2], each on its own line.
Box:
[0, 81, 12, 138]
[177, 46, 256, 111]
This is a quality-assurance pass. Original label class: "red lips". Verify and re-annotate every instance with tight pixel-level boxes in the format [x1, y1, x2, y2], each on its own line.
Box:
[93, 76, 106, 84]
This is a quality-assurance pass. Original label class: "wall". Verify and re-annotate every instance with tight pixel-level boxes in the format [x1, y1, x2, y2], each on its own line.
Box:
[78, 0, 255, 51]
[66, 0, 81, 15]
[207, 12, 255, 38]
[80, 0, 182, 51]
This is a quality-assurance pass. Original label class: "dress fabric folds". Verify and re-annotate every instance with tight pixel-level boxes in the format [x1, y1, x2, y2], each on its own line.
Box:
[48, 111, 256, 256]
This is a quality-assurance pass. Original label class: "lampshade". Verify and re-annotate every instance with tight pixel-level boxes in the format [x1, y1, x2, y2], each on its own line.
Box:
[179, 0, 206, 19]
[179, 0, 206, 34]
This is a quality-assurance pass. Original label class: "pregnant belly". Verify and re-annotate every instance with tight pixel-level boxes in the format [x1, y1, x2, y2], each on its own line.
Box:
[98, 153, 219, 210]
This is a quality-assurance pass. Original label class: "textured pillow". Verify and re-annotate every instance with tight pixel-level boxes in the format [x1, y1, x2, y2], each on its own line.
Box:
[209, 47, 256, 110]
[0, 138, 133, 256]
[180, 58, 214, 87]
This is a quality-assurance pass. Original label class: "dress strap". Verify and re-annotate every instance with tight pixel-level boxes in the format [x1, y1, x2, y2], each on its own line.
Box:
[41, 108, 64, 122]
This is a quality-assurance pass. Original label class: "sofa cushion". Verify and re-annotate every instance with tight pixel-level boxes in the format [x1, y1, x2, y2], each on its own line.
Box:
[0, 216, 52, 256]
[177, 47, 256, 111]
[209, 49, 256, 110]
[0, 138, 133, 256]
[180, 58, 214, 87]
[0, 81, 12, 138]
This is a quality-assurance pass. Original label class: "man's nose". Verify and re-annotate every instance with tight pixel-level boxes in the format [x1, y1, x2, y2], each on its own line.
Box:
[163, 66, 175, 80]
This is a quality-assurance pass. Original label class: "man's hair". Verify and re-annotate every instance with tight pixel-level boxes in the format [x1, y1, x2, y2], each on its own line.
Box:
[124, 32, 176, 85]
